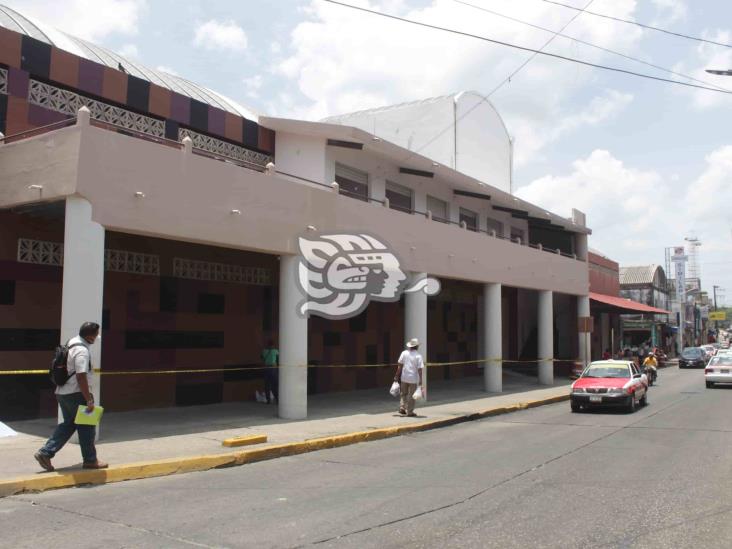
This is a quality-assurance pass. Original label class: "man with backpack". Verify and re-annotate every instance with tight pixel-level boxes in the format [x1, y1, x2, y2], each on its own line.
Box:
[34, 322, 108, 472]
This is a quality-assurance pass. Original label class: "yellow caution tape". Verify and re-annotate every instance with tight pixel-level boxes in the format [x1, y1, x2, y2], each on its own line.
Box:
[0, 357, 583, 376]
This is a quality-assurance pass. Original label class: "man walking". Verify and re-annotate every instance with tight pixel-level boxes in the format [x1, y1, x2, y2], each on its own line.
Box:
[394, 338, 425, 417]
[34, 322, 107, 471]
[261, 340, 279, 404]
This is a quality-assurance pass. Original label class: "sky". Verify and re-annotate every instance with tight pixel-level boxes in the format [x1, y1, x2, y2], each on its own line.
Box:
[6, 0, 732, 305]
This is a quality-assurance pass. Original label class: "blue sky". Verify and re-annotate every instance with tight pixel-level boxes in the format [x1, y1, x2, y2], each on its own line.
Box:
[8, 0, 732, 304]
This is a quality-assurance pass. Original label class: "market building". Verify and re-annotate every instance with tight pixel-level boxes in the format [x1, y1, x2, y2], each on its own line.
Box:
[619, 265, 671, 350]
[0, 5, 591, 421]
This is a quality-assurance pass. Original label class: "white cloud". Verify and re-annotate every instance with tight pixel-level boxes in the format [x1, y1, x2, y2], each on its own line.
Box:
[674, 28, 732, 110]
[193, 19, 248, 53]
[118, 43, 139, 58]
[516, 148, 732, 291]
[5, 0, 146, 41]
[276, 0, 643, 164]
[651, 0, 687, 26]
[243, 75, 263, 99]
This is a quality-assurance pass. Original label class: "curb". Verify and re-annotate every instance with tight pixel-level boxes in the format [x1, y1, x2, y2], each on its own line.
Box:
[0, 393, 569, 498]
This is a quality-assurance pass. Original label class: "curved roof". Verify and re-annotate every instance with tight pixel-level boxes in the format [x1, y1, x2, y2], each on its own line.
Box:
[620, 265, 666, 286]
[0, 4, 258, 121]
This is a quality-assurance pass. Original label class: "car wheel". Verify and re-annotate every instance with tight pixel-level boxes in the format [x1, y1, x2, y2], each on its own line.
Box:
[706, 381, 714, 388]
[627, 394, 637, 413]
[571, 402, 581, 413]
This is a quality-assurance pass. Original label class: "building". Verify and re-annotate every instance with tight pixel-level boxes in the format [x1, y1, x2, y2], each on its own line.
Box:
[0, 5, 591, 421]
[619, 265, 671, 350]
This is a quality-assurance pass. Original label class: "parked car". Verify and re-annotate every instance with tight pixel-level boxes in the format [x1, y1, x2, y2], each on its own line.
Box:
[701, 345, 716, 360]
[705, 355, 732, 388]
[679, 347, 707, 368]
[570, 360, 648, 413]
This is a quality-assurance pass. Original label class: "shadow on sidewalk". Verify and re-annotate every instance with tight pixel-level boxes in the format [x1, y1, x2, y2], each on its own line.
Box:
[6, 372, 570, 444]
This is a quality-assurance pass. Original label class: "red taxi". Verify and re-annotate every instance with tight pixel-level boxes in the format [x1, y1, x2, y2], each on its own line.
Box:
[570, 360, 648, 413]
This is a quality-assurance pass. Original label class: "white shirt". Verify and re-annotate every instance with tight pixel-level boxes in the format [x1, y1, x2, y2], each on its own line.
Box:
[56, 335, 92, 396]
[398, 349, 424, 384]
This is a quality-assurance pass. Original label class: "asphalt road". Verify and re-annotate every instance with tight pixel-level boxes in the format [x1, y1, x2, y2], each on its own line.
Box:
[3, 367, 731, 549]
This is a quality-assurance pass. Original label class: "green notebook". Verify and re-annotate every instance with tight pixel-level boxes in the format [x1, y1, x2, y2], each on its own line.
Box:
[74, 405, 104, 426]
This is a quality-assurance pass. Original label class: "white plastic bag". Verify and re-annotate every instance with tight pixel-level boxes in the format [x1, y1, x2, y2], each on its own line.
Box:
[389, 381, 400, 397]
[413, 386, 424, 401]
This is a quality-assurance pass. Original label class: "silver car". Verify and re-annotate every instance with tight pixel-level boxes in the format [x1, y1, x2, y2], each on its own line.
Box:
[705, 355, 732, 388]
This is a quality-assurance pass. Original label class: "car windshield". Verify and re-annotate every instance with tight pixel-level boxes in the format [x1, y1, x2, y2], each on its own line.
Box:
[682, 348, 702, 358]
[710, 357, 732, 366]
[583, 364, 630, 378]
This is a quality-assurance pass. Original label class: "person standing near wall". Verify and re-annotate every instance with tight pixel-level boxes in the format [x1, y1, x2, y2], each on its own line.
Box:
[34, 322, 107, 472]
[394, 338, 425, 418]
[261, 340, 279, 404]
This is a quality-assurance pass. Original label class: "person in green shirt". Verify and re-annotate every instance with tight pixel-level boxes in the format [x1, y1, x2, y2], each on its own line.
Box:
[261, 340, 279, 404]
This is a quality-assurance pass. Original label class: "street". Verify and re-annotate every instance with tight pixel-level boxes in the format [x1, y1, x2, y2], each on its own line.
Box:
[2, 366, 731, 549]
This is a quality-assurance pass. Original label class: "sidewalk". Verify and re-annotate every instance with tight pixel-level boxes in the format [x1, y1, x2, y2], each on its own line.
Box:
[0, 372, 571, 495]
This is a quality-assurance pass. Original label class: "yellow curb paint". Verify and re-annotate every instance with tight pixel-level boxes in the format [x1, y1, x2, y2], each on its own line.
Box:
[222, 434, 268, 448]
[0, 392, 571, 498]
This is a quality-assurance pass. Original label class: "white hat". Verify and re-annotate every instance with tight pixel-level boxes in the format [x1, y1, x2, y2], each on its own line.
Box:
[406, 338, 419, 349]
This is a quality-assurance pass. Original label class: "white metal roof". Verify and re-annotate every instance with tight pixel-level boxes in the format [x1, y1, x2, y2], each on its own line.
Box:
[0, 4, 259, 122]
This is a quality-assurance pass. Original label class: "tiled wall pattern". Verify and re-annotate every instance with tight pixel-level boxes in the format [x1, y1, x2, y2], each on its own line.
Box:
[0, 27, 275, 155]
[1, 210, 484, 419]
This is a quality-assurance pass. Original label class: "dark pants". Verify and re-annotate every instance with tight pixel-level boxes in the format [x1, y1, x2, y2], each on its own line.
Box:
[264, 368, 279, 403]
[38, 392, 97, 463]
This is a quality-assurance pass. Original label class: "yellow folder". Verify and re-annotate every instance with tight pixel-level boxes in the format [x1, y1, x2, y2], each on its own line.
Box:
[74, 405, 104, 426]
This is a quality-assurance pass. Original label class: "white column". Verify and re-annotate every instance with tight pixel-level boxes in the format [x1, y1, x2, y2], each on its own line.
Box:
[405, 273, 428, 398]
[575, 233, 588, 261]
[370, 176, 386, 203]
[278, 255, 308, 419]
[578, 295, 591, 367]
[60, 197, 105, 428]
[538, 290, 554, 385]
[483, 282, 502, 392]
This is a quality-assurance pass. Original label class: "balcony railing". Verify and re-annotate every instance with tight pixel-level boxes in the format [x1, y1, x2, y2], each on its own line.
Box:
[0, 110, 583, 262]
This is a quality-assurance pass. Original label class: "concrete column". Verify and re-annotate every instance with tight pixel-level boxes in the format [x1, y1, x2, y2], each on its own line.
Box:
[575, 233, 588, 261]
[577, 294, 591, 367]
[278, 255, 308, 419]
[405, 273, 428, 398]
[60, 197, 105, 428]
[600, 313, 610, 356]
[538, 290, 554, 385]
[483, 282, 502, 392]
[370, 176, 386, 203]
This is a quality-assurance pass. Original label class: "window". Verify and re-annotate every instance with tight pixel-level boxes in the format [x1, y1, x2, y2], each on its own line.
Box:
[335, 163, 369, 202]
[427, 195, 449, 223]
[510, 227, 525, 243]
[385, 181, 413, 213]
[459, 208, 478, 231]
[486, 217, 504, 237]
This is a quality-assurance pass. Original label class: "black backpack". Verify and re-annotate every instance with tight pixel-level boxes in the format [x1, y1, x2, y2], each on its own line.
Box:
[50, 342, 84, 387]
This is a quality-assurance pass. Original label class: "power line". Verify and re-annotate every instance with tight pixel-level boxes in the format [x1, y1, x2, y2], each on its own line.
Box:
[455, 0, 731, 93]
[542, 0, 732, 49]
[322, 0, 732, 96]
[404, 0, 593, 164]
[483, 0, 595, 98]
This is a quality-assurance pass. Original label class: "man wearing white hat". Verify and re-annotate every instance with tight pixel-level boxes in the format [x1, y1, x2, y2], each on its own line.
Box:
[394, 338, 425, 417]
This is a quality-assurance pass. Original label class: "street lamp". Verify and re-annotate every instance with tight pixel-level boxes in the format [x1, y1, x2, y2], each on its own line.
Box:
[706, 69, 732, 76]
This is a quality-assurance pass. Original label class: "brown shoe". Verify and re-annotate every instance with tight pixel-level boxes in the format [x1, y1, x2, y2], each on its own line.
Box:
[407, 413, 417, 417]
[82, 460, 109, 470]
[398, 409, 406, 415]
[34, 452, 54, 472]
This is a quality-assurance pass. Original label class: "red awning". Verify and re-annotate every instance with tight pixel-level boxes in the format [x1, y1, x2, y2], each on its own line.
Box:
[589, 292, 671, 315]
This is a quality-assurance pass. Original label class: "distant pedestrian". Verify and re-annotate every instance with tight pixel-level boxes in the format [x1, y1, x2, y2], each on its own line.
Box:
[34, 322, 107, 472]
[261, 340, 279, 404]
[602, 348, 611, 360]
[394, 338, 425, 417]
